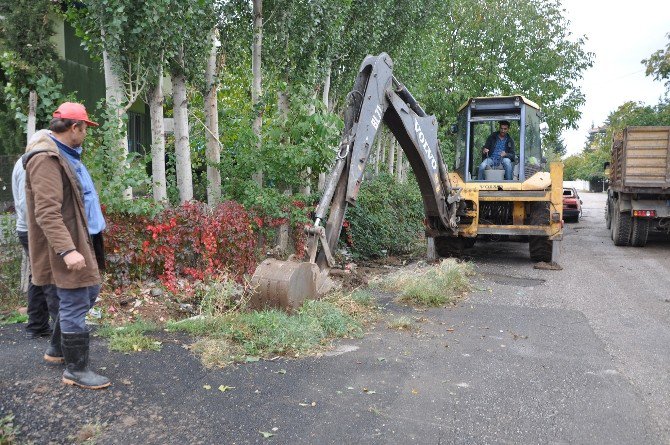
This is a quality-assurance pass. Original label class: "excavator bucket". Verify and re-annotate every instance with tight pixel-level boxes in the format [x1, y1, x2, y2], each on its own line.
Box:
[249, 259, 321, 312]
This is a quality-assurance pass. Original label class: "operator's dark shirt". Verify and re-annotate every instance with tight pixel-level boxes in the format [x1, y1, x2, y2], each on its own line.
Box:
[483, 132, 516, 163]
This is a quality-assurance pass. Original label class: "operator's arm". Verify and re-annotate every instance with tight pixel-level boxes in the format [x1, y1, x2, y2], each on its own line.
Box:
[482, 134, 494, 158]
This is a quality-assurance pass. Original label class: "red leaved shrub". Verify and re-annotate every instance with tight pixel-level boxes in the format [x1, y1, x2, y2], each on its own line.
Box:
[105, 201, 257, 293]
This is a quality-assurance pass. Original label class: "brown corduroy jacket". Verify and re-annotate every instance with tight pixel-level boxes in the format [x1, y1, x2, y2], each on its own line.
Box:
[23, 134, 100, 289]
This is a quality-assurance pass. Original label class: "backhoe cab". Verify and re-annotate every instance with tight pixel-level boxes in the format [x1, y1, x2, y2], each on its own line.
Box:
[434, 96, 563, 260]
[250, 55, 563, 311]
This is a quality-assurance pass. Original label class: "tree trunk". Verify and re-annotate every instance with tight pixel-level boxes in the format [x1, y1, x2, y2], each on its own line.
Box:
[387, 135, 395, 176]
[395, 145, 403, 182]
[322, 65, 331, 111]
[27, 90, 37, 141]
[277, 89, 291, 252]
[172, 73, 193, 203]
[204, 28, 221, 206]
[374, 135, 381, 176]
[149, 71, 167, 203]
[251, 0, 263, 186]
[318, 67, 330, 191]
[299, 93, 317, 195]
[102, 43, 132, 199]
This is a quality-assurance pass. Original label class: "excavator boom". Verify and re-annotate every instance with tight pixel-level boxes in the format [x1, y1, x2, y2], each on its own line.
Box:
[250, 53, 461, 311]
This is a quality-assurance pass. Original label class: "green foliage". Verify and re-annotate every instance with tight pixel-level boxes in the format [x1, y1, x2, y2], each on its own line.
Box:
[566, 98, 670, 181]
[0, 53, 75, 143]
[0, 214, 23, 305]
[261, 86, 343, 190]
[643, 32, 670, 89]
[0, 311, 28, 326]
[344, 174, 424, 259]
[391, 0, 592, 145]
[97, 320, 160, 352]
[168, 294, 372, 367]
[0, 412, 18, 445]
[97, 320, 161, 353]
[0, 0, 64, 153]
[84, 102, 156, 215]
[376, 259, 474, 307]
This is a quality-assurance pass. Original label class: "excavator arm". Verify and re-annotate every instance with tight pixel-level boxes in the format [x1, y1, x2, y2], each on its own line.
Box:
[251, 53, 462, 311]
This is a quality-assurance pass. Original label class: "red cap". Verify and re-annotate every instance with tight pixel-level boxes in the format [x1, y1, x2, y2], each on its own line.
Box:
[52, 102, 99, 127]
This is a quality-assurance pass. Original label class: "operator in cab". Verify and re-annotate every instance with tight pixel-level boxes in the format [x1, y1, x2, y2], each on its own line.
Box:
[477, 120, 516, 180]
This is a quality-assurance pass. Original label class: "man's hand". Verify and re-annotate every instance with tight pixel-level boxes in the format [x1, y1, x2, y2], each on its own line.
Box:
[482, 148, 489, 155]
[63, 250, 86, 271]
[501, 151, 507, 158]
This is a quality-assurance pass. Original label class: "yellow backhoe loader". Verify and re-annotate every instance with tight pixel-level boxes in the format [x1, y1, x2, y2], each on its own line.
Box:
[251, 53, 563, 310]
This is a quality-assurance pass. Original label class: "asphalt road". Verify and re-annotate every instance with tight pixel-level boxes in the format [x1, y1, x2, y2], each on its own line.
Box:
[1, 191, 668, 444]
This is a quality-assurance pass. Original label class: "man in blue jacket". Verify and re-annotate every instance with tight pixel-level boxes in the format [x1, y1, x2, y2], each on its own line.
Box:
[477, 120, 516, 180]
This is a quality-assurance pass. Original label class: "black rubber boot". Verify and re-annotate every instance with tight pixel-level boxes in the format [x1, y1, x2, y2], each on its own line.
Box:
[61, 332, 110, 389]
[44, 315, 64, 364]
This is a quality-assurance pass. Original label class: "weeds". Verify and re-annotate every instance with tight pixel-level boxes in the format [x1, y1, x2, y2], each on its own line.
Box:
[71, 421, 105, 444]
[96, 320, 161, 353]
[0, 311, 27, 325]
[375, 259, 474, 307]
[387, 315, 414, 331]
[169, 293, 375, 368]
[0, 412, 18, 445]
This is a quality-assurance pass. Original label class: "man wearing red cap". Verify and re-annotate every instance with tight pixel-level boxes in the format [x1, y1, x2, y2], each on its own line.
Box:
[23, 102, 110, 390]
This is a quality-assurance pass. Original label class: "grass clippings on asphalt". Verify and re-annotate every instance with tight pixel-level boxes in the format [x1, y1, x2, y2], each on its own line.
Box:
[96, 320, 162, 353]
[374, 258, 474, 307]
[168, 292, 377, 368]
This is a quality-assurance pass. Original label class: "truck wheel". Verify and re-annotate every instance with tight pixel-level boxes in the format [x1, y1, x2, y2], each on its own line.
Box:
[612, 209, 632, 246]
[528, 202, 552, 262]
[605, 198, 612, 229]
[435, 236, 465, 257]
[630, 218, 649, 247]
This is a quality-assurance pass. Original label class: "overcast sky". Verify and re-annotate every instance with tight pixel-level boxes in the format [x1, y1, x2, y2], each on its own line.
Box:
[560, 0, 668, 156]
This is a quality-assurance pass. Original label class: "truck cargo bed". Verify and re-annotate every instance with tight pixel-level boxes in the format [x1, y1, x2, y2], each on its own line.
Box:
[610, 126, 670, 192]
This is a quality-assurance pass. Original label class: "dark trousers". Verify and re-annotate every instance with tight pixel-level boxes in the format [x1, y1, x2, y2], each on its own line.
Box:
[17, 231, 59, 333]
[57, 285, 101, 332]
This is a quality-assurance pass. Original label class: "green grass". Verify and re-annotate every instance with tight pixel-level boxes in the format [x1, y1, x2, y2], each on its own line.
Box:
[0, 311, 27, 325]
[0, 412, 18, 445]
[387, 315, 414, 331]
[168, 294, 374, 368]
[375, 259, 474, 307]
[96, 320, 161, 353]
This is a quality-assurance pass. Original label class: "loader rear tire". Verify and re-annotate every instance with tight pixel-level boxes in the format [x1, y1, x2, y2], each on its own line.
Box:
[630, 217, 649, 247]
[528, 202, 553, 262]
[529, 237, 553, 262]
[612, 206, 631, 246]
[435, 237, 465, 257]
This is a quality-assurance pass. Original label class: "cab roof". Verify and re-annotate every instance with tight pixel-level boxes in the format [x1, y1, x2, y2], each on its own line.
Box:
[457, 95, 541, 113]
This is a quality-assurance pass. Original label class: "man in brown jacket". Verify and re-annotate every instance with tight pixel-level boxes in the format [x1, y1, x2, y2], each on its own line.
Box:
[24, 102, 110, 390]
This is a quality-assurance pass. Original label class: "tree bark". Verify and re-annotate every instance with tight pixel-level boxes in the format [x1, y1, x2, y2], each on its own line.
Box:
[251, 0, 263, 186]
[277, 89, 291, 252]
[374, 135, 381, 176]
[149, 70, 167, 203]
[395, 144, 403, 182]
[172, 72, 193, 203]
[204, 28, 221, 205]
[102, 43, 132, 199]
[318, 67, 331, 191]
[387, 135, 395, 176]
[27, 90, 37, 141]
[322, 65, 331, 111]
